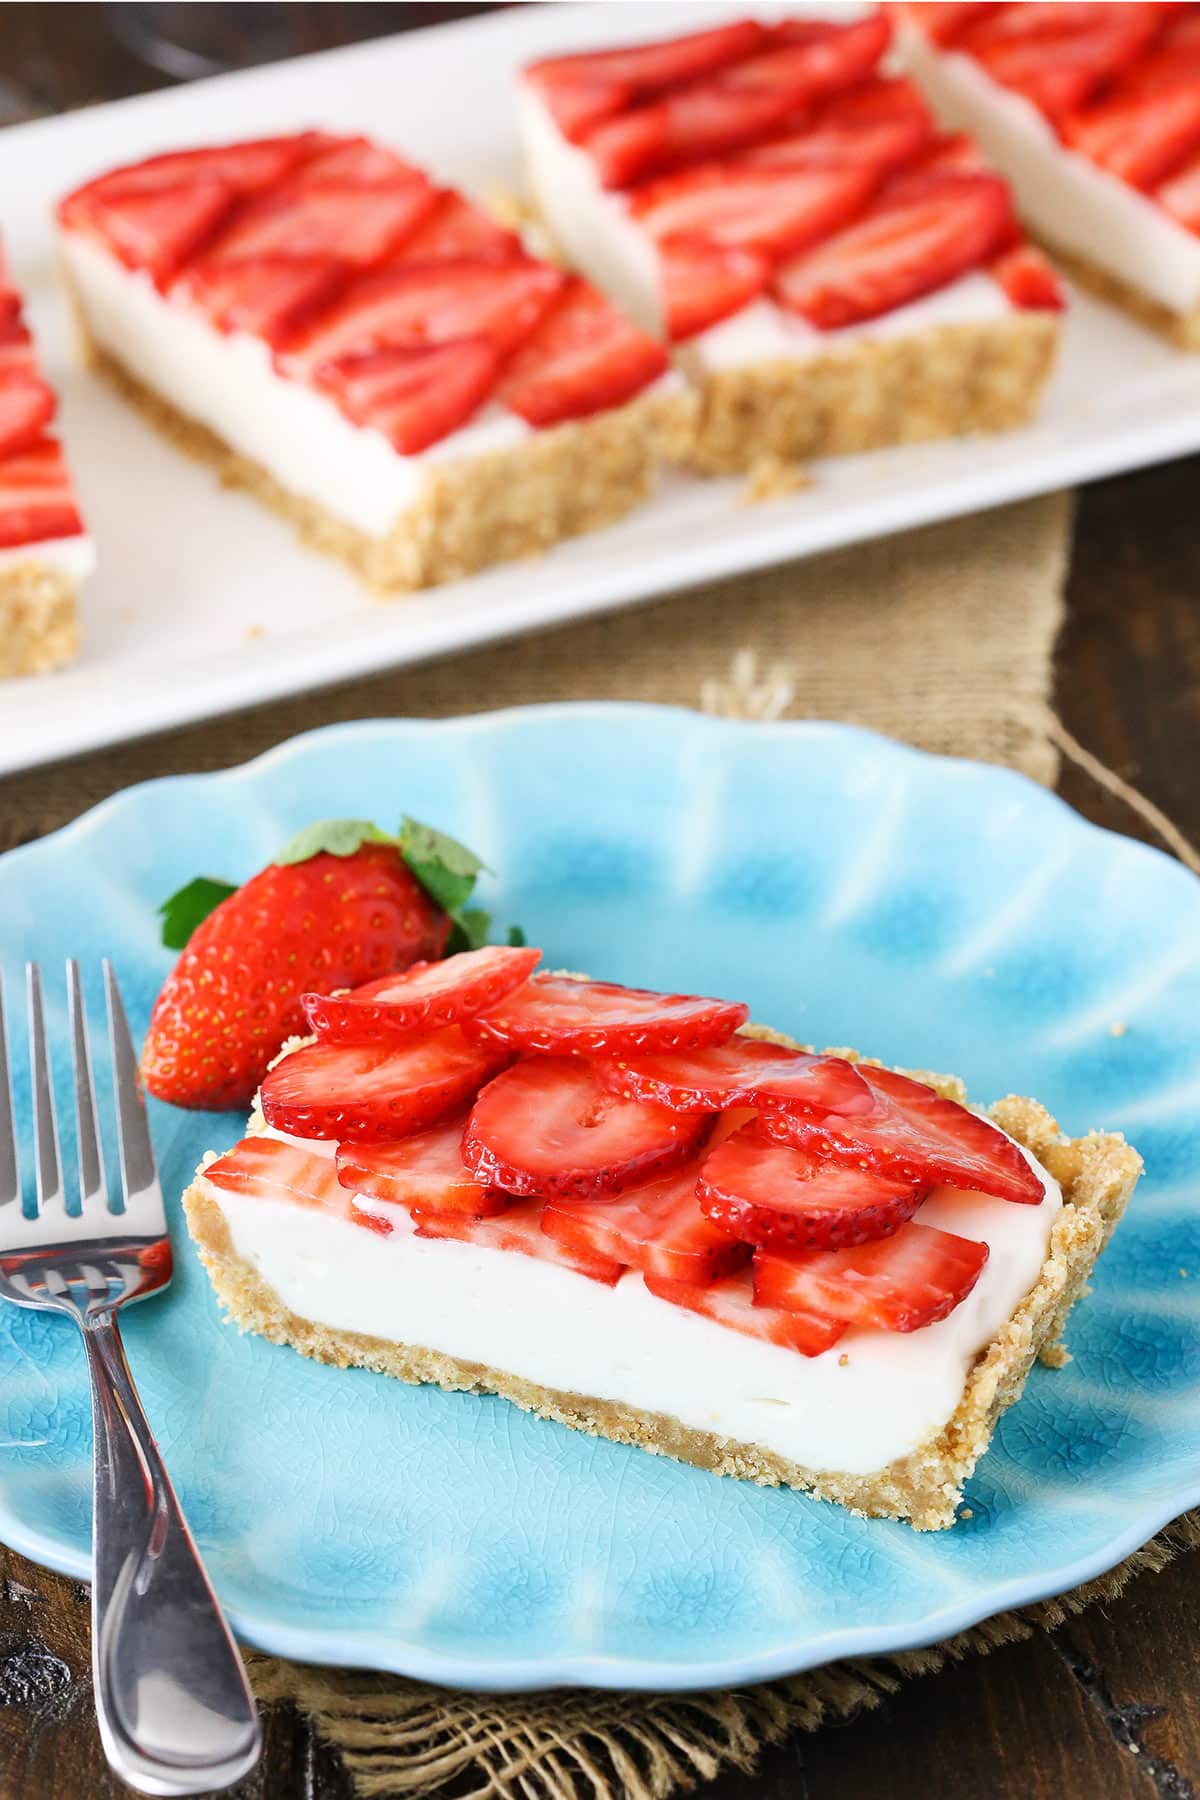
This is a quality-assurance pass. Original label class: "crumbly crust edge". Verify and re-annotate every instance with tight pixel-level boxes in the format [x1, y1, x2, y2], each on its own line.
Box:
[182, 1032, 1141, 1530]
[0, 559, 80, 677]
[685, 309, 1059, 474]
[1036, 235, 1200, 352]
[68, 303, 697, 594]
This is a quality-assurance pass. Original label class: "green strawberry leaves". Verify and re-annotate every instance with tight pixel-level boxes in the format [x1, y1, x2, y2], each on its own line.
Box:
[159, 876, 237, 951]
[276, 819, 392, 864]
[396, 816, 484, 916]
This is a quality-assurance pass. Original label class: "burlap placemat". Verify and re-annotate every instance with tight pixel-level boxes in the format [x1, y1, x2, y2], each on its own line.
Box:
[5, 488, 1195, 1794]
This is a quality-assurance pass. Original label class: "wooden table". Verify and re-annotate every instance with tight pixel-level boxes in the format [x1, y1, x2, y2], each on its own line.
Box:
[1, 8, 1198, 1798]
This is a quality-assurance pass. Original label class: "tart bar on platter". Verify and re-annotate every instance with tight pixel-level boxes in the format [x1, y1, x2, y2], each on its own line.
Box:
[182, 949, 1141, 1530]
[0, 237, 93, 678]
[57, 133, 695, 593]
[517, 11, 1064, 473]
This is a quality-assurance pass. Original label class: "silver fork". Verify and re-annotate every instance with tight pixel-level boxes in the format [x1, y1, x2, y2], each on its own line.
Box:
[0, 961, 261, 1797]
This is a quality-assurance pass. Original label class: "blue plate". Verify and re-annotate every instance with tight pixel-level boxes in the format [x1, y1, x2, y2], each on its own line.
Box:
[0, 706, 1197, 1691]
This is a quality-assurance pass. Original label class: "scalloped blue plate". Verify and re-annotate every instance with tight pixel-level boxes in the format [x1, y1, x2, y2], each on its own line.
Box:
[1, 706, 1197, 1691]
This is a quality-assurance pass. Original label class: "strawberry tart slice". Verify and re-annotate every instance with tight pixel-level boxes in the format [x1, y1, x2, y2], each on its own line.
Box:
[517, 12, 1064, 473]
[56, 133, 694, 592]
[0, 237, 93, 678]
[182, 948, 1141, 1529]
[894, 3, 1200, 349]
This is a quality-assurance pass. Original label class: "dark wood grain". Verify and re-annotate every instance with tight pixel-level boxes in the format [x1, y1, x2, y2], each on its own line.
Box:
[0, 7, 1198, 1800]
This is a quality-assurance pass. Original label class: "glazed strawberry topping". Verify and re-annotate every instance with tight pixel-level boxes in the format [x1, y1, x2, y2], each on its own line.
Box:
[175, 256, 347, 345]
[0, 440, 85, 549]
[0, 378, 55, 461]
[697, 1123, 925, 1252]
[760, 1066, 1046, 1206]
[393, 192, 524, 263]
[260, 1027, 504, 1142]
[542, 1160, 750, 1284]
[753, 1222, 989, 1332]
[212, 173, 441, 267]
[463, 1056, 708, 1199]
[737, 78, 935, 177]
[657, 238, 768, 340]
[598, 1038, 872, 1116]
[495, 278, 670, 426]
[464, 973, 748, 1056]
[312, 340, 501, 455]
[336, 1110, 508, 1217]
[306, 945, 542, 1043]
[527, 20, 768, 142]
[218, 955, 1054, 1354]
[989, 244, 1067, 312]
[631, 161, 880, 259]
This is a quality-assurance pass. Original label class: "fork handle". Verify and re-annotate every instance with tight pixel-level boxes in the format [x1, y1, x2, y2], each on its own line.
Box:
[82, 1312, 261, 1796]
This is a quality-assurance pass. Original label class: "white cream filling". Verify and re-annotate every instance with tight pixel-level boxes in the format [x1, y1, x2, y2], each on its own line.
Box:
[518, 78, 1016, 371]
[57, 232, 532, 539]
[897, 24, 1200, 316]
[0, 533, 95, 579]
[201, 1129, 1062, 1478]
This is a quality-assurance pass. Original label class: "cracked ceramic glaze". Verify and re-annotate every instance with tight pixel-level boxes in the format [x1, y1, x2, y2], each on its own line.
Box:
[0, 707, 1197, 1690]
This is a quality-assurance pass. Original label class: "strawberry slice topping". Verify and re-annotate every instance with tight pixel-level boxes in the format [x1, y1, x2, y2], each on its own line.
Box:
[1062, 84, 1200, 191]
[174, 256, 347, 345]
[65, 177, 237, 286]
[773, 171, 1013, 329]
[276, 258, 565, 379]
[305, 945, 541, 1043]
[210, 174, 441, 268]
[58, 135, 316, 212]
[495, 278, 669, 425]
[630, 161, 879, 258]
[466, 972, 748, 1056]
[287, 137, 424, 185]
[259, 1027, 505, 1142]
[0, 440, 84, 548]
[0, 377, 56, 459]
[528, 20, 768, 138]
[961, 4, 1167, 121]
[542, 1160, 750, 1285]
[644, 1267, 846, 1356]
[413, 1197, 625, 1284]
[738, 77, 934, 177]
[753, 1221, 989, 1332]
[598, 1039, 872, 1116]
[760, 1066, 1046, 1206]
[204, 1133, 349, 1213]
[312, 340, 499, 453]
[463, 1056, 708, 1200]
[901, 4, 1005, 47]
[335, 1110, 507, 1218]
[658, 237, 768, 340]
[697, 1123, 925, 1252]
[988, 243, 1067, 311]
[392, 192, 524, 264]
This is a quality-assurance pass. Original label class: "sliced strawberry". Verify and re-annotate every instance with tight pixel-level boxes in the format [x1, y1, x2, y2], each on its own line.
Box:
[466, 972, 748, 1056]
[0, 326, 35, 382]
[963, 5, 1167, 121]
[1112, 9, 1200, 100]
[696, 1123, 924, 1252]
[0, 440, 84, 549]
[724, 16, 891, 101]
[494, 278, 668, 425]
[738, 77, 934, 177]
[1062, 85, 1200, 190]
[276, 258, 565, 379]
[0, 378, 56, 459]
[658, 237, 768, 340]
[644, 1267, 846, 1356]
[174, 255, 347, 345]
[313, 340, 498, 453]
[413, 1196, 624, 1284]
[60, 136, 315, 211]
[64, 177, 236, 286]
[753, 1221, 989, 1332]
[335, 1109, 507, 1217]
[392, 192, 524, 264]
[912, 131, 991, 175]
[527, 21, 767, 124]
[463, 1056, 708, 1200]
[204, 1133, 349, 1213]
[542, 1159, 750, 1285]
[259, 1027, 504, 1142]
[900, 4, 1005, 47]
[211, 175, 440, 268]
[773, 171, 1013, 329]
[1156, 150, 1200, 232]
[761, 1066, 1046, 1206]
[288, 136, 424, 185]
[599, 1039, 872, 1116]
[305, 945, 541, 1043]
[989, 242, 1066, 311]
[630, 161, 878, 258]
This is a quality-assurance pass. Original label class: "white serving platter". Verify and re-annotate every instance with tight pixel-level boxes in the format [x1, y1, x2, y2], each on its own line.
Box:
[3, 0, 1200, 777]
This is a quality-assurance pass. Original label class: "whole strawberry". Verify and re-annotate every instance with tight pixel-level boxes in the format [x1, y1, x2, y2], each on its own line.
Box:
[141, 816, 496, 1111]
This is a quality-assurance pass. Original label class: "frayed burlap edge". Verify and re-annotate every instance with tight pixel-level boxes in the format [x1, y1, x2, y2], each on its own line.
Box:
[243, 1515, 1200, 1800]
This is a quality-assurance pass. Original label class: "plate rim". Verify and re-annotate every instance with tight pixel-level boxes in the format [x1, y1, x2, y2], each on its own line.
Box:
[1, 703, 1197, 1691]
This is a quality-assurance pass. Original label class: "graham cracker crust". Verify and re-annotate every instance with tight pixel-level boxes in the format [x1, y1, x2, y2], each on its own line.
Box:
[182, 1035, 1140, 1531]
[1041, 236, 1200, 352]
[685, 311, 1059, 475]
[76, 328, 697, 594]
[0, 559, 80, 676]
